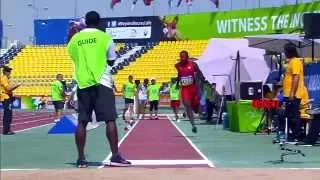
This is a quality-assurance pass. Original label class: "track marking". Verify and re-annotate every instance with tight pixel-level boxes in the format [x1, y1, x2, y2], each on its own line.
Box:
[125, 160, 208, 166]
[1, 169, 41, 171]
[98, 120, 140, 169]
[280, 168, 320, 170]
[167, 115, 215, 168]
[14, 123, 54, 133]
[0, 118, 54, 127]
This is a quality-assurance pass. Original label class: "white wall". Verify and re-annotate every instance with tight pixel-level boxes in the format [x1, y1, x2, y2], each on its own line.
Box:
[0, 0, 316, 44]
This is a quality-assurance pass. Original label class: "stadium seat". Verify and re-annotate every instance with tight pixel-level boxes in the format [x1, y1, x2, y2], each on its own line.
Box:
[7, 44, 127, 96]
[113, 40, 208, 91]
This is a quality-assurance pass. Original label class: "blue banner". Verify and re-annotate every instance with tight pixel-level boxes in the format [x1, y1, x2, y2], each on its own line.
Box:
[34, 19, 70, 45]
[0, 97, 21, 109]
[304, 63, 320, 105]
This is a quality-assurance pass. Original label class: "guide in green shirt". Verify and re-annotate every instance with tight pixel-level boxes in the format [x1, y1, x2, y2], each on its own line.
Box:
[122, 75, 136, 124]
[66, 11, 131, 167]
[169, 77, 181, 121]
[148, 78, 161, 120]
[51, 74, 65, 121]
[123, 82, 136, 100]
[67, 26, 113, 89]
[51, 80, 64, 101]
[170, 84, 180, 101]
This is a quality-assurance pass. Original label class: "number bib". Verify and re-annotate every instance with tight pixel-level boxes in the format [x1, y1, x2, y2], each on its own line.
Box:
[181, 76, 194, 86]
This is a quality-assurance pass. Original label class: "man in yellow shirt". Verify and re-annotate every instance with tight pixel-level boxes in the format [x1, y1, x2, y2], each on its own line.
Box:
[281, 43, 305, 142]
[0, 66, 22, 135]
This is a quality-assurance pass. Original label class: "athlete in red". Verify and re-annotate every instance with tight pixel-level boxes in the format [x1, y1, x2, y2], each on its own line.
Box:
[175, 51, 205, 133]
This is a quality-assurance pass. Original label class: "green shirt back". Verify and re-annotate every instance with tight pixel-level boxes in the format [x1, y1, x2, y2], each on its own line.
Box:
[170, 84, 180, 100]
[51, 80, 63, 101]
[148, 84, 161, 101]
[67, 29, 112, 89]
[123, 82, 136, 99]
[204, 84, 214, 101]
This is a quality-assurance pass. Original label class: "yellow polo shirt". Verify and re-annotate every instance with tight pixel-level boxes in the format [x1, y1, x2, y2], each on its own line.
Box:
[282, 58, 304, 99]
[0, 75, 10, 102]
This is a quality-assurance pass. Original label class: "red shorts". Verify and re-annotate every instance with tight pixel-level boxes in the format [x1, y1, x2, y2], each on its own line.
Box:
[170, 100, 180, 108]
[181, 85, 200, 109]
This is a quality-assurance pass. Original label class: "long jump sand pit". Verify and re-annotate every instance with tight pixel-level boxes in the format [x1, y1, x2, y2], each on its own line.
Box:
[2, 168, 320, 180]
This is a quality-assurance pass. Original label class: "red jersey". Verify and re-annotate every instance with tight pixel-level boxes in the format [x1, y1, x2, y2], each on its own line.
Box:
[175, 60, 197, 87]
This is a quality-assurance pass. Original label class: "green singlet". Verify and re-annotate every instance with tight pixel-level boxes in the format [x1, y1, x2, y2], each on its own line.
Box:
[124, 82, 136, 99]
[170, 84, 180, 100]
[148, 84, 161, 101]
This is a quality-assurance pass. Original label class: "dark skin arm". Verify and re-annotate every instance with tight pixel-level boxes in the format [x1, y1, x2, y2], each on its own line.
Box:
[193, 62, 205, 83]
[175, 64, 180, 87]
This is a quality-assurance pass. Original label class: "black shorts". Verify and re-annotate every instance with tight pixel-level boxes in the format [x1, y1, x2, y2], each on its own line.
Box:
[77, 85, 117, 123]
[52, 101, 64, 111]
[124, 98, 134, 104]
[149, 100, 159, 111]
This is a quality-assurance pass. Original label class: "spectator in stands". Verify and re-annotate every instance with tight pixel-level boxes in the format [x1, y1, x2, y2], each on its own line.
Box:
[67, 11, 131, 167]
[122, 75, 136, 130]
[0, 66, 22, 135]
[137, 78, 149, 120]
[51, 74, 65, 122]
[160, 16, 181, 41]
[281, 43, 305, 142]
[37, 95, 47, 111]
[148, 78, 161, 120]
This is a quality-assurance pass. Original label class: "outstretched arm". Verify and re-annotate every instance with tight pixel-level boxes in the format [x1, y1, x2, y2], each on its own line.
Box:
[193, 62, 205, 82]
[175, 64, 180, 87]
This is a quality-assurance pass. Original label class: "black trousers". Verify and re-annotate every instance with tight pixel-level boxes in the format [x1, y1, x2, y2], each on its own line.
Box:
[279, 97, 302, 140]
[304, 114, 320, 144]
[206, 99, 217, 121]
[2, 98, 13, 134]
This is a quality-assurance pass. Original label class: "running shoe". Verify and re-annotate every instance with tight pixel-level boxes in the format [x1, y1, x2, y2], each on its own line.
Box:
[130, 120, 135, 126]
[192, 126, 197, 133]
[124, 124, 131, 131]
[109, 154, 132, 167]
[76, 158, 88, 168]
[182, 112, 186, 118]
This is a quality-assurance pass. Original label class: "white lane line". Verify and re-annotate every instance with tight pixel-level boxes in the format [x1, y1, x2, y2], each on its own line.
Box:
[1, 168, 41, 171]
[127, 159, 209, 166]
[98, 120, 140, 169]
[14, 123, 54, 133]
[167, 115, 215, 168]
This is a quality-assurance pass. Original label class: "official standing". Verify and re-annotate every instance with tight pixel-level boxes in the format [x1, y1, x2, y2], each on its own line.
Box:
[0, 66, 22, 135]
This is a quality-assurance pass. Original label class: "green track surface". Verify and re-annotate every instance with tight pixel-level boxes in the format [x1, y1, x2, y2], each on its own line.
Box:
[0, 122, 125, 169]
[175, 119, 320, 168]
[1, 114, 320, 169]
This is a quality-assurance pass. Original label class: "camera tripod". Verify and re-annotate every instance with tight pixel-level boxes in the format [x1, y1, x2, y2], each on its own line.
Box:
[254, 108, 272, 135]
[272, 115, 306, 162]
